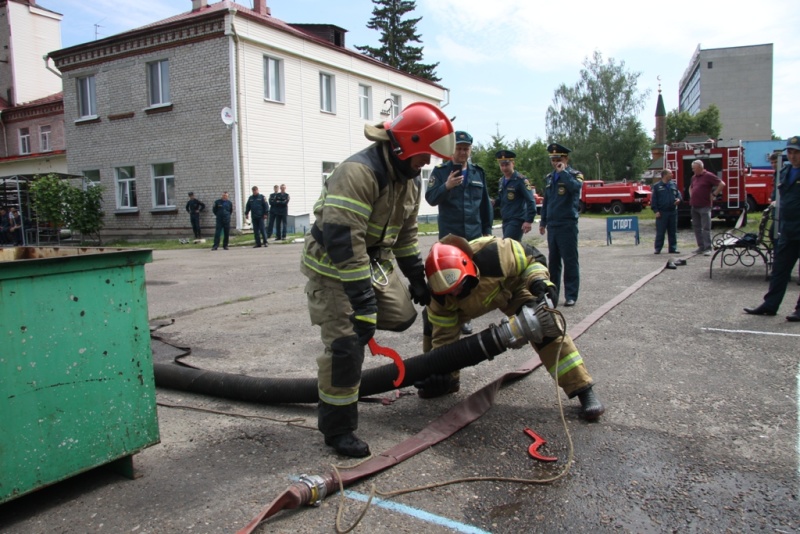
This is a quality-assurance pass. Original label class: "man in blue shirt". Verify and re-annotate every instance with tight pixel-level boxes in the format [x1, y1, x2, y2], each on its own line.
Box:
[745, 136, 800, 321]
[539, 143, 584, 306]
[211, 191, 233, 250]
[651, 169, 682, 254]
[495, 149, 536, 242]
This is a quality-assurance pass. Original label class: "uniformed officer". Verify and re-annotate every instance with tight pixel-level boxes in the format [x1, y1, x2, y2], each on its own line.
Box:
[244, 186, 269, 248]
[426, 130, 493, 335]
[211, 191, 233, 251]
[267, 185, 279, 239]
[495, 149, 536, 242]
[651, 169, 682, 254]
[271, 184, 290, 240]
[301, 102, 455, 457]
[418, 235, 605, 420]
[745, 136, 800, 322]
[185, 192, 205, 239]
[539, 143, 583, 306]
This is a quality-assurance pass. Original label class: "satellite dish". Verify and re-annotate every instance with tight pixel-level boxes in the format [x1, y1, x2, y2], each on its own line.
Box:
[221, 107, 234, 126]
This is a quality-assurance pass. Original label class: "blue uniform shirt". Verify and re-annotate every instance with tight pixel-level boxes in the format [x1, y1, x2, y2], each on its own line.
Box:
[497, 171, 536, 223]
[651, 180, 681, 213]
[540, 166, 583, 227]
[212, 198, 233, 222]
[426, 161, 493, 239]
[776, 165, 800, 238]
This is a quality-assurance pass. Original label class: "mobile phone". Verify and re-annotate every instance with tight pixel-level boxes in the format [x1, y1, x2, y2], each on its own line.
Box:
[452, 164, 463, 172]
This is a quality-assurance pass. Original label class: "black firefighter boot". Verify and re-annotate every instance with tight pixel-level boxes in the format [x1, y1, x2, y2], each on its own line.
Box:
[319, 401, 370, 458]
[575, 385, 605, 421]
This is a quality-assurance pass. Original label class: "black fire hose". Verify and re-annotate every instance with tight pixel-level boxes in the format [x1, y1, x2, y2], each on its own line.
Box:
[153, 325, 508, 404]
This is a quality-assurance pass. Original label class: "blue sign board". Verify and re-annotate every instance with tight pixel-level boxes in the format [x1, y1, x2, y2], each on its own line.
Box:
[606, 216, 639, 245]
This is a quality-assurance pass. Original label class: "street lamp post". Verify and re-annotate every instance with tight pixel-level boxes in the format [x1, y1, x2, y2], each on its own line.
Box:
[595, 153, 601, 180]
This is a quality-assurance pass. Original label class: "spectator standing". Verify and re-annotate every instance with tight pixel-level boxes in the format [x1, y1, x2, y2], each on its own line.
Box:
[267, 185, 279, 239]
[651, 169, 682, 254]
[495, 149, 536, 241]
[272, 184, 290, 240]
[185, 192, 205, 239]
[744, 136, 800, 322]
[539, 143, 584, 306]
[425, 129, 493, 335]
[245, 186, 269, 248]
[8, 206, 23, 245]
[688, 160, 725, 256]
[211, 192, 233, 251]
[0, 207, 10, 245]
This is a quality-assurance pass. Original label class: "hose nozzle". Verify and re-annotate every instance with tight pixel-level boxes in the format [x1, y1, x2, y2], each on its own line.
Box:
[496, 301, 563, 348]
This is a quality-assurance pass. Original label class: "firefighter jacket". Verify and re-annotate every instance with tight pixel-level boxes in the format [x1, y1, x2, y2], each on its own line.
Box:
[426, 160, 493, 240]
[426, 236, 549, 349]
[245, 193, 268, 219]
[776, 164, 800, 239]
[497, 171, 536, 224]
[651, 180, 681, 213]
[301, 123, 423, 285]
[540, 166, 583, 227]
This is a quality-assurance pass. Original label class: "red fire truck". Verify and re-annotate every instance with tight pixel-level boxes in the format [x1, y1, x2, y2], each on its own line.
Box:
[744, 169, 775, 213]
[578, 180, 652, 215]
[664, 140, 747, 226]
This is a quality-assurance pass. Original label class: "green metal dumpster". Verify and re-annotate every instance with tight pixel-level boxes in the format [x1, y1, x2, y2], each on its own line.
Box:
[0, 246, 160, 503]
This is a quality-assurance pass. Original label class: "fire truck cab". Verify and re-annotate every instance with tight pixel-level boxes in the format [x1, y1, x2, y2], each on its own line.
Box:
[664, 139, 747, 226]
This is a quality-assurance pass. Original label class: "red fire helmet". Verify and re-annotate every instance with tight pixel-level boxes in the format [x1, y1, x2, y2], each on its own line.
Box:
[425, 242, 478, 295]
[385, 102, 455, 160]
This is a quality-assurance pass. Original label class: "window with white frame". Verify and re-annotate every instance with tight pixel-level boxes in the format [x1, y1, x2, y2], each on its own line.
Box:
[18, 128, 30, 154]
[115, 166, 137, 209]
[147, 59, 170, 106]
[358, 84, 372, 120]
[390, 93, 402, 119]
[152, 163, 175, 208]
[322, 161, 339, 184]
[82, 169, 100, 189]
[40, 125, 52, 152]
[77, 75, 97, 118]
[264, 55, 284, 102]
[320, 72, 335, 113]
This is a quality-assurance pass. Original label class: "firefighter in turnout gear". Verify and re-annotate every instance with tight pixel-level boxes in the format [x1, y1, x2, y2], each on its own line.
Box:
[418, 235, 605, 420]
[301, 102, 455, 458]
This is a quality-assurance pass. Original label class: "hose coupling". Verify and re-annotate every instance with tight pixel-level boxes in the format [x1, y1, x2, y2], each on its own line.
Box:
[496, 301, 562, 349]
[298, 474, 328, 506]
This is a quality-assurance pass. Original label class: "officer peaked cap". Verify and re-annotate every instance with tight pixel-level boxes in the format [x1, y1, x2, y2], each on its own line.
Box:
[455, 131, 473, 145]
[786, 136, 800, 151]
[547, 143, 571, 157]
[495, 149, 516, 160]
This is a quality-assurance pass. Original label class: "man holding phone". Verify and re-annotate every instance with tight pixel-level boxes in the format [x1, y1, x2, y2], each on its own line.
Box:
[426, 130, 493, 334]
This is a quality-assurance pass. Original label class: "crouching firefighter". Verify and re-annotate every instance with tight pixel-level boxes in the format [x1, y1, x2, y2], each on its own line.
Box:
[418, 235, 605, 420]
[301, 102, 456, 458]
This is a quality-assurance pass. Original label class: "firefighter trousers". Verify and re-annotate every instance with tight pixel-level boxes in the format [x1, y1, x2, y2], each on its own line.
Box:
[304, 264, 417, 437]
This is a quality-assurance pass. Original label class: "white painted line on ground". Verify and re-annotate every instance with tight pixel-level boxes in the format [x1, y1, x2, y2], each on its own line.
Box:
[701, 327, 800, 337]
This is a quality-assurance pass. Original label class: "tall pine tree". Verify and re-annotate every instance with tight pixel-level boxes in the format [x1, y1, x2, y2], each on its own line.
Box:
[355, 0, 440, 82]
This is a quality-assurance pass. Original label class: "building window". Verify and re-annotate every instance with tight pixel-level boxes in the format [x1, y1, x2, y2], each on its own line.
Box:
[147, 59, 170, 106]
[322, 161, 338, 184]
[18, 128, 30, 154]
[115, 166, 137, 209]
[707, 61, 713, 69]
[77, 75, 97, 118]
[320, 72, 335, 113]
[82, 169, 100, 189]
[390, 93, 402, 119]
[152, 163, 175, 208]
[40, 125, 52, 152]
[358, 84, 372, 120]
[264, 56, 284, 102]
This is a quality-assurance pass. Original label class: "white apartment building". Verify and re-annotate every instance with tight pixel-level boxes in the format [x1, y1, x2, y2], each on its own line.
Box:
[48, 0, 449, 240]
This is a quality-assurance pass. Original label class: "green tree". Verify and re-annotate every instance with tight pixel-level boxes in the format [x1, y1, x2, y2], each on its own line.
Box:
[355, 0, 440, 82]
[545, 50, 651, 181]
[664, 104, 722, 143]
[29, 174, 105, 244]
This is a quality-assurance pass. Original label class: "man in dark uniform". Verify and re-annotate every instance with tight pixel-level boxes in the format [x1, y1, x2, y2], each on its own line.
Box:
[245, 186, 269, 248]
[426, 130, 493, 335]
[495, 149, 536, 242]
[651, 169, 682, 254]
[272, 184, 290, 240]
[301, 101, 454, 457]
[745, 136, 800, 322]
[211, 191, 233, 251]
[539, 143, 583, 307]
[185, 192, 205, 239]
[266, 185, 279, 239]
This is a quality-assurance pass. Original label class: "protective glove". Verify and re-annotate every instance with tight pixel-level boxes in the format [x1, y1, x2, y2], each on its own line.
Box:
[343, 280, 378, 345]
[529, 279, 558, 307]
[407, 274, 431, 306]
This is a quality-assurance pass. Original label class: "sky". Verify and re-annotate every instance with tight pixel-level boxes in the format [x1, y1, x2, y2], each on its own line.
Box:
[52, 0, 799, 146]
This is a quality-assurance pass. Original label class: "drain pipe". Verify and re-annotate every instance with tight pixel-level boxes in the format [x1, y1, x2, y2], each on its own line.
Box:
[153, 302, 559, 405]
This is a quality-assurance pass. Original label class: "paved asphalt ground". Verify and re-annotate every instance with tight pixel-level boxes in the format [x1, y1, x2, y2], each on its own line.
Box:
[2, 217, 799, 533]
